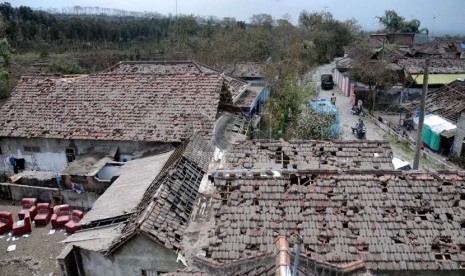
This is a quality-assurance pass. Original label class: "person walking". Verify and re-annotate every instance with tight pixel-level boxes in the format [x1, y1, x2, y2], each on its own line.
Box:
[330, 93, 336, 105]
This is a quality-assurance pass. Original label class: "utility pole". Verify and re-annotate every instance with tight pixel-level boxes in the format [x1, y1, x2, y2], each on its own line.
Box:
[413, 59, 429, 170]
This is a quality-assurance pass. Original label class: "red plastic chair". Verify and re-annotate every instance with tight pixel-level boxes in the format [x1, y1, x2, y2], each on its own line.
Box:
[51, 204, 70, 229]
[65, 210, 84, 234]
[12, 214, 32, 236]
[34, 203, 51, 226]
[18, 198, 38, 220]
[0, 211, 13, 234]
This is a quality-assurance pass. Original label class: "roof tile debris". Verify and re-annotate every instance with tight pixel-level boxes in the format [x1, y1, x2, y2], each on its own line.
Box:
[221, 140, 393, 171]
[0, 73, 222, 142]
[164, 238, 370, 276]
[106, 135, 214, 255]
[234, 85, 265, 108]
[403, 79, 465, 123]
[207, 170, 465, 271]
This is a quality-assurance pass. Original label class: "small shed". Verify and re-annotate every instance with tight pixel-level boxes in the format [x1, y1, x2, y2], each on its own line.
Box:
[414, 114, 456, 152]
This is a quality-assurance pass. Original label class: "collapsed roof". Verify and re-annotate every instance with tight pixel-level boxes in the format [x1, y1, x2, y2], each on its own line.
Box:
[219, 139, 394, 171]
[207, 170, 465, 271]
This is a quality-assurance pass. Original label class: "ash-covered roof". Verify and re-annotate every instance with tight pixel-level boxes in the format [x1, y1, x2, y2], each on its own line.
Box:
[234, 85, 265, 108]
[107, 60, 248, 100]
[226, 62, 265, 79]
[164, 254, 369, 276]
[398, 58, 465, 74]
[0, 73, 222, 142]
[79, 151, 173, 226]
[106, 135, 214, 255]
[221, 140, 394, 171]
[402, 79, 465, 123]
[207, 170, 465, 271]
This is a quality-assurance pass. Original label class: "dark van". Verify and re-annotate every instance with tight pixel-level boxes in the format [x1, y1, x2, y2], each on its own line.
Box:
[321, 74, 334, 90]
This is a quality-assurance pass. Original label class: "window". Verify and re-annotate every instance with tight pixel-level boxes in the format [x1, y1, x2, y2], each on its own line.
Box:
[66, 148, 76, 163]
[141, 269, 167, 276]
[24, 146, 41, 153]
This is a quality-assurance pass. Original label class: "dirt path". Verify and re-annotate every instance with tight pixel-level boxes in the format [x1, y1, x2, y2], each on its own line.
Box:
[0, 200, 65, 276]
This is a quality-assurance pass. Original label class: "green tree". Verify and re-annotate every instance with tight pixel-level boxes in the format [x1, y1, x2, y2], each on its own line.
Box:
[377, 10, 427, 33]
[351, 54, 398, 114]
[289, 109, 337, 140]
[264, 73, 313, 137]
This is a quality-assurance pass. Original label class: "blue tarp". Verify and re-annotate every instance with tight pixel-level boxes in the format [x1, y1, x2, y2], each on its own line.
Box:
[308, 99, 340, 138]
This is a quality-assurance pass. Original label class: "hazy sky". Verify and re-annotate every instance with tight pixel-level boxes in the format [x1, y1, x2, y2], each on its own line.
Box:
[11, 0, 465, 35]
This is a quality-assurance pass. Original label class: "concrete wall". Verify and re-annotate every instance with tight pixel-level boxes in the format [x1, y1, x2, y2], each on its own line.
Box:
[453, 111, 465, 157]
[79, 235, 183, 276]
[0, 138, 168, 173]
[0, 182, 99, 210]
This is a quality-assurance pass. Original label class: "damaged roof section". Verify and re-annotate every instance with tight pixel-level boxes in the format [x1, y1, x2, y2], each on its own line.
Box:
[398, 58, 465, 74]
[402, 79, 465, 124]
[165, 237, 370, 276]
[79, 151, 173, 226]
[207, 170, 465, 271]
[0, 73, 222, 142]
[106, 135, 214, 255]
[221, 140, 394, 171]
[106, 60, 248, 101]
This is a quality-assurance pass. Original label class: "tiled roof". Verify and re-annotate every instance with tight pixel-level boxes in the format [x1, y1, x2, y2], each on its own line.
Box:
[402, 80, 465, 123]
[106, 135, 214, 255]
[0, 73, 222, 142]
[234, 85, 264, 107]
[226, 63, 265, 79]
[414, 39, 461, 57]
[106, 61, 218, 74]
[208, 170, 465, 271]
[107, 61, 248, 100]
[398, 58, 465, 74]
[221, 140, 394, 171]
[164, 242, 369, 276]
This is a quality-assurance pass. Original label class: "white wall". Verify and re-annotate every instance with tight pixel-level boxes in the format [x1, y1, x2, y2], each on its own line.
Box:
[0, 138, 169, 173]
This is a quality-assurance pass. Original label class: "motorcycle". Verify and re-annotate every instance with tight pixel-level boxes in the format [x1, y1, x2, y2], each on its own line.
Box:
[352, 125, 366, 139]
[351, 105, 365, 116]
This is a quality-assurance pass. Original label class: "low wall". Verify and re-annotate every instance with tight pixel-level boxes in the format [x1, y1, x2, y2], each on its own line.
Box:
[0, 182, 98, 210]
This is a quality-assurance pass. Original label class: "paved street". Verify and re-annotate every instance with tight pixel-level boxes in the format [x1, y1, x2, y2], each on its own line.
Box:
[310, 62, 460, 171]
[311, 61, 386, 141]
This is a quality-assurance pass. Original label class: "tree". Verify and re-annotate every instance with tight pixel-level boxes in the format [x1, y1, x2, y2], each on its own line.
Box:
[289, 109, 337, 140]
[377, 10, 427, 33]
[299, 11, 357, 64]
[351, 55, 398, 114]
[263, 72, 313, 137]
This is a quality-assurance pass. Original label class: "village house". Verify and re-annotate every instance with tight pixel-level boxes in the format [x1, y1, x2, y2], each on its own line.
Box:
[403, 79, 465, 154]
[58, 135, 214, 275]
[57, 138, 392, 275]
[0, 72, 223, 174]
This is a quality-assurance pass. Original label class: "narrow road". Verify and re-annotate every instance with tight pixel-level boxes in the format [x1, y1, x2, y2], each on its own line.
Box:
[310, 62, 425, 169]
[311, 61, 385, 140]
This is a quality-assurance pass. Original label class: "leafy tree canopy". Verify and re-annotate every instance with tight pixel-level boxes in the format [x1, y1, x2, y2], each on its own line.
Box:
[377, 10, 428, 34]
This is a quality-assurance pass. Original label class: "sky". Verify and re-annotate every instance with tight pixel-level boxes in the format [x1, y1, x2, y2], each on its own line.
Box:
[10, 0, 465, 35]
